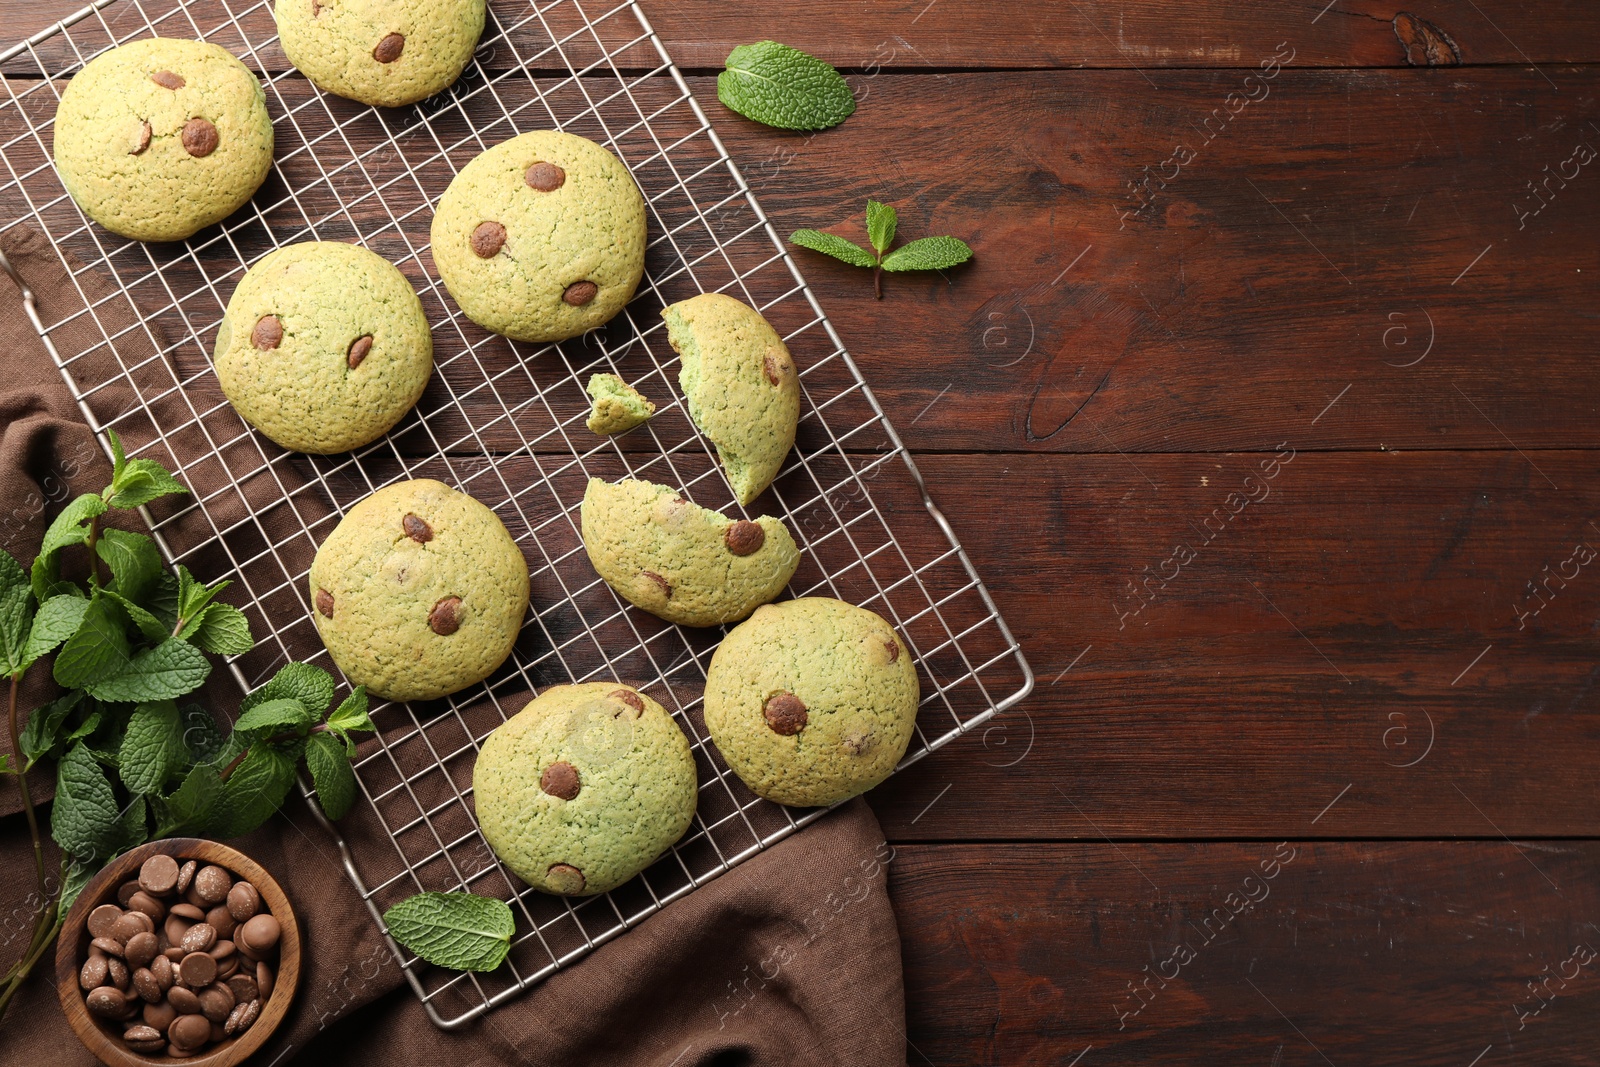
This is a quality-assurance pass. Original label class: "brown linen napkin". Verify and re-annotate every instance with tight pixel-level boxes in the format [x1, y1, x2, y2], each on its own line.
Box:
[0, 225, 908, 1066]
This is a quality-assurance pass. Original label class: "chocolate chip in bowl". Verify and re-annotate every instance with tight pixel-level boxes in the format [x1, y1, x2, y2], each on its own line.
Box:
[56, 839, 300, 1067]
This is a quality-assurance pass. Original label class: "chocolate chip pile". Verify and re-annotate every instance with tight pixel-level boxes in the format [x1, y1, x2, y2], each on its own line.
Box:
[78, 854, 282, 1058]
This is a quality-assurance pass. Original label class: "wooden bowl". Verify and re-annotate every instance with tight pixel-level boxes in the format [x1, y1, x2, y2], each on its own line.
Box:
[55, 839, 301, 1067]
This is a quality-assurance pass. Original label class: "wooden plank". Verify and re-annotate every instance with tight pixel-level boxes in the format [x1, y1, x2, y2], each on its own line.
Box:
[889, 841, 1600, 1065]
[5, 71, 1597, 454]
[712, 68, 1600, 455]
[7, 0, 1600, 72]
[866, 452, 1600, 840]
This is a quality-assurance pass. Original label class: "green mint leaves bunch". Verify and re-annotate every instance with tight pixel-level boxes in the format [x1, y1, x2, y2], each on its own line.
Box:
[382, 891, 515, 973]
[717, 40, 855, 131]
[0, 431, 374, 1020]
[791, 200, 975, 299]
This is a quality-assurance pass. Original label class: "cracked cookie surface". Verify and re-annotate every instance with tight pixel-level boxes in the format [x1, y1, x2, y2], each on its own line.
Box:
[663, 293, 800, 506]
[430, 130, 646, 343]
[704, 598, 918, 807]
[474, 682, 696, 896]
[580, 477, 799, 627]
[310, 479, 530, 701]
[274, 0, 486, 107]
[53, 37, 273, 242]
[214, 240, 433, 454]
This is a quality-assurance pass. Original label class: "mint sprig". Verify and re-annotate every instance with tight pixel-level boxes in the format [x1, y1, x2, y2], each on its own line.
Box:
[383, 892, 515, 973]
[717, 40, 855, 131]
[0, 432, 376, 1023]
[791, 200, 974, 299]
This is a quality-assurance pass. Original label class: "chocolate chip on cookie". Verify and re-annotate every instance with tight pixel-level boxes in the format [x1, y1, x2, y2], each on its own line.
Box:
[347, 334, 374, 369]
[251, 315, 283, 350]
[471, 221, 506, 258]
[763, 352, 785, 386]
[540, 762, 581, 800]
[373, 33, 405, 63]
[562, 281, 598, 307]
[428, 595, 463, 635]
[762, 691, 808, 736]
[724, 520, 765, 556]
[525, 162, 565, 191]
[402, 513, 433, 543]
[150, 70, 185, 90]
[545, 863, 586, 895]
[608, 688, 644, 714]
[315, 588, 335, 618]
[181, 118, 219, 158]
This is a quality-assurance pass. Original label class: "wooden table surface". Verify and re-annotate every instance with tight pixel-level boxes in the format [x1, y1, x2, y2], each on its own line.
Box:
[5, 1, 1599, 1063]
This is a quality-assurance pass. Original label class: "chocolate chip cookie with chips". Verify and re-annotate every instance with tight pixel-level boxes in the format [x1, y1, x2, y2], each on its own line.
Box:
[213, 240, 433, 454]
[430, 130, 647, 343]
[275, 0, 487, 108]
[704, 598, 919, 808]
[473, 683, 697, 896]
[52, 38, 274, 242]
[580, 477, 800, 627]
[309, 479, 530, 702]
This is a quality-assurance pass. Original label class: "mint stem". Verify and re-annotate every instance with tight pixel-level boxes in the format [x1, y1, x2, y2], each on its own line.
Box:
[7, 674, 46, 899]
[83, 514, 103, 590]
[874, 257, 883, 300]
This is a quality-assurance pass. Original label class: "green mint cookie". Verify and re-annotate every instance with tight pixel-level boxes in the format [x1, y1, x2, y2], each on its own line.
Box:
[663, 293, 800, 506]
[431, 130, 646, 343]
[580, 477, 799, 627]
[274, 0, 487, 108]
[214, 241, 433, 455]
[53, 38, 273, 242]
[704, 598, 918, 807]
[310, 479, 530, 702]
[474, 682, 696, 896]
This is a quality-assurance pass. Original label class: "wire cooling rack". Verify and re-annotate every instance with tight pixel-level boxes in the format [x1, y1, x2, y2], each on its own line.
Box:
[0, 0, 1033, 1028]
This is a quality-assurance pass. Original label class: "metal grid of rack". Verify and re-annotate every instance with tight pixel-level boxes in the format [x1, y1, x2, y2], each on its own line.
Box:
[0, 0, 1033, 1028]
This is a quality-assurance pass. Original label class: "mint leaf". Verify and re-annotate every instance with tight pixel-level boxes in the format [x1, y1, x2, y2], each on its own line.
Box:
[114, 793, 148, 853]
[306, 732, 357, 820]
[24, 594, 90, 669]
[85, 638, 210, 703]
[383, 892, 514, 973]
[789, 230, 877, 268]
[880, 235, 975, 272]
[30, 493, 108, 601]
[52, 742, 122, 865]
[119, 700, 186, 795]
[96, 529, 162, 603]
[866, 200, 897, 255]
[107, 461, 188, 511]
[102, 590, 169, 644]
[54, 595, 131, 689]
[0, 554, 31, 677]
[60, 859, 95, 916]
[325, 686, 374, 751]
[244, 662, 334, 720]
[210, 744, 297, 839]
[174, 567, 228, 632]
[717, 41, 855, 131]
[65, 707, 103, 747]
[155, 763, 223, 837]
[148, 571, 180, 633]
[233, 697, 313, 736]
[178, 703, 227, 764]
[20, 691, 82, 770]
[186, 602, 253, 656]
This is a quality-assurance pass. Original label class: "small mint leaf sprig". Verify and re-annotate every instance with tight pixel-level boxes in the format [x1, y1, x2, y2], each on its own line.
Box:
[791, 200, 974, 299]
